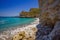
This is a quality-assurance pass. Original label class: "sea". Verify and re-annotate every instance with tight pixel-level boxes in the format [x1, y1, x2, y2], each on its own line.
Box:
[0, 17, 36, 32]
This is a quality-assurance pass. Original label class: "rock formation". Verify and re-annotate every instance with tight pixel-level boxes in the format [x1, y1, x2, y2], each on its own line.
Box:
[38, 0, 60, 26]
[20, 8, 40, 18]
[12, 26, 37, 40]
[35, 0, 60, 40]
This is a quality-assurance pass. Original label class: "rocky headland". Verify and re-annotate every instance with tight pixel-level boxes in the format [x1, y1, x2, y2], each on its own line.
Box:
[20, 8, 40, 18]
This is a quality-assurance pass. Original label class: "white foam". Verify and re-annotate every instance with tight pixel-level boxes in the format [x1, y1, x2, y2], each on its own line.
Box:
[0, 18, 39, 40]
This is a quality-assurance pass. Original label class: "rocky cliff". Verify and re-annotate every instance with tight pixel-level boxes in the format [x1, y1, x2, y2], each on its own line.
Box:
[39, 0, 60, 27]
[20, 8, 40, 18]
[36, 0, 60, 40]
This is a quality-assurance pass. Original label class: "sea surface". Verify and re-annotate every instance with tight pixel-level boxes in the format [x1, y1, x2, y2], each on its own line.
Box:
[0, 17, 35, 32]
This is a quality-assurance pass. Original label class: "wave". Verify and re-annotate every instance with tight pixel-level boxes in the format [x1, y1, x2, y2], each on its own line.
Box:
[0, 20, 6, 24]
[0, 18, 39, 40]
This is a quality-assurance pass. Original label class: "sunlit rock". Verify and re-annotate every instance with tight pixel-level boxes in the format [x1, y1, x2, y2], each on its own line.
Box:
[12, 26, 37, 40]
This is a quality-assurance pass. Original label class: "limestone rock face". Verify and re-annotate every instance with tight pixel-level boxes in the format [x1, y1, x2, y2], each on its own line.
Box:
[38, 0, 60, 27]
[36, 0, 60, 40]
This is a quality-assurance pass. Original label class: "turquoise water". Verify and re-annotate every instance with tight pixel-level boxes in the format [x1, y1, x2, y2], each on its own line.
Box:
[0, 17, 35, 31]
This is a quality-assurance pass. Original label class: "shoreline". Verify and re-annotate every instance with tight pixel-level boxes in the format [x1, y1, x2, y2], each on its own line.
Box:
[11, 18, 39, 35]
[0, 18, 36, 33]
[0, 18, 39, 40]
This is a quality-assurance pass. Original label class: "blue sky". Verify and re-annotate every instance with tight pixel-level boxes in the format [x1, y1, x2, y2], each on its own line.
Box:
[0, 0, 39, 16]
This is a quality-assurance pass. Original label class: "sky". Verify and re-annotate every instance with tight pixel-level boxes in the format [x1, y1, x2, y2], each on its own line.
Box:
[0, 0, 39, 16]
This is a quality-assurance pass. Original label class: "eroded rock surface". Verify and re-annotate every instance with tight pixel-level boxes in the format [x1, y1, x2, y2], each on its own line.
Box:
[36, 21, 60, 40]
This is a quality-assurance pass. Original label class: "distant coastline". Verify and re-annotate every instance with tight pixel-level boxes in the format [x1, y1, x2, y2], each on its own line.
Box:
[0, 8, 40, 18]
[0, 16, 38, 18]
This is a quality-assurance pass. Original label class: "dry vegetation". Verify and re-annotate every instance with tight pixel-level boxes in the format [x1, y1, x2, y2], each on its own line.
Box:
[20, 8, 40, 17]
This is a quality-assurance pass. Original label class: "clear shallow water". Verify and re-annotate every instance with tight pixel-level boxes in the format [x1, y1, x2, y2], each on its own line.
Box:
[0, 17, 35, 31]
